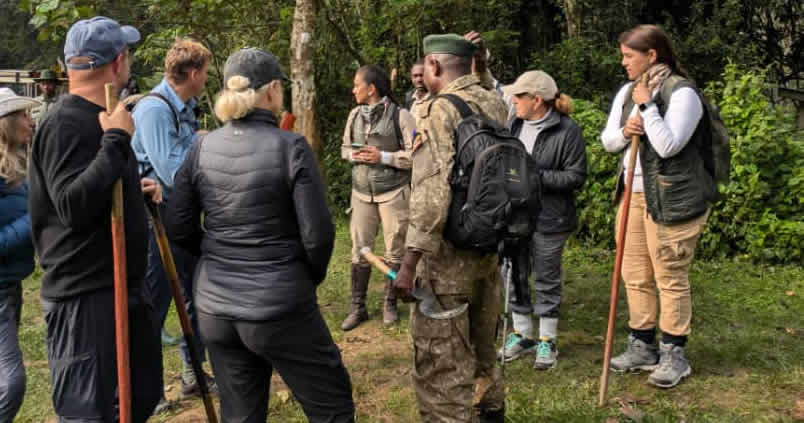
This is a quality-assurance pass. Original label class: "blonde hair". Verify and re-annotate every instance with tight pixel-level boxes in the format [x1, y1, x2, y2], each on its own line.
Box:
[214, 76, 271, 122]
[0, 112, 28, 187]
[546, 93, 573, 115]
[164, 38, 212, 84]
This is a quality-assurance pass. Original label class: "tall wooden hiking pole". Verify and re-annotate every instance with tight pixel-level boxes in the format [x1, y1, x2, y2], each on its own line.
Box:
[106, 83, 132, 423]
[144, 203, 218, 423]
[598, 99, 644, 406]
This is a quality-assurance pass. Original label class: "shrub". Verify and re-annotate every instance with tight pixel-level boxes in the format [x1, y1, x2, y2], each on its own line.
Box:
[699, 63, 803, 263]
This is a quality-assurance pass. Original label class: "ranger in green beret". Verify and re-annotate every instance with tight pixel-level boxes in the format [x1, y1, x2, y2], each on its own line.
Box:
[31, 69, 63, 129]
[392, 33, 508, 423]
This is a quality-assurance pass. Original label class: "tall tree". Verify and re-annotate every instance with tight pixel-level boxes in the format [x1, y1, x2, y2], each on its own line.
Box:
[291, 0, 321, 156]
[564, 0, 581, 38]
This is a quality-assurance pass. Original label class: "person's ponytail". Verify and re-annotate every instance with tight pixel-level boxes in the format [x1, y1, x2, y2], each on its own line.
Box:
[548, 92, 573, 116]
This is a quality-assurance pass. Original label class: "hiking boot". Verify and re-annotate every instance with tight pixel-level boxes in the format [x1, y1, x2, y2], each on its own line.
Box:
[497, 332, 537, 362]
[648, 342, 691, 388]
[610, 334, 659, 372]
[181, 370, 218, 398]
[533, 338, 558, 370]
[341, 264, 371, 331]
[383, 263, 400, 327]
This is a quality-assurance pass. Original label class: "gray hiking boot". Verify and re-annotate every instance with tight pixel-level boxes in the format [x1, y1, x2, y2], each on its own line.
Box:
[648, 342, 691, 388]
[497, 332, 537, 362]
[610, 334, 659, 372]
[533, 338, 558, 370]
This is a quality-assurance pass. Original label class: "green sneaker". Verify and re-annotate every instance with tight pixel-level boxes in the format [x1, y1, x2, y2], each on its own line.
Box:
[497, 333, 537, 362]
[533, 338, 558, 370]
[161, 328, 179, 346]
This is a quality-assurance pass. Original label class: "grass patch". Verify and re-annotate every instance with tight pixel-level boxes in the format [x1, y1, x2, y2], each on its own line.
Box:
[13, 226, 804, 422]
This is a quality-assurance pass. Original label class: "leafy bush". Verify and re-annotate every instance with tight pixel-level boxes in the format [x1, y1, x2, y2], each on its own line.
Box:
[699, 63, 803, 263]
[572, 99, 619, 246]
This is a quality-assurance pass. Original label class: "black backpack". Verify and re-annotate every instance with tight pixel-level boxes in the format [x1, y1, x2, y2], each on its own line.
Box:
[435, 94, 542, 254]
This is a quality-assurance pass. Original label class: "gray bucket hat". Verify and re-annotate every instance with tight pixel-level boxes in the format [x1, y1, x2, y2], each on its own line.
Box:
[0, 88, 41, 118]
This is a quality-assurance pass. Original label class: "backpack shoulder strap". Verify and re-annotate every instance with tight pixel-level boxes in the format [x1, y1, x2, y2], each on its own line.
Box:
[658, 75, 695, 105]
[137, 92, 181, 134]
[437, 93, 474, 119]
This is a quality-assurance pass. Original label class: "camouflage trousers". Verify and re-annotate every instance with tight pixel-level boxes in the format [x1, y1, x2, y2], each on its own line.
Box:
[410, 263, 504, 423]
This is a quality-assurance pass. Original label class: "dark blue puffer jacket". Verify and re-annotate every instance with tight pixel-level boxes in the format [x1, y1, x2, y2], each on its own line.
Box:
[0, 178, 34, 286]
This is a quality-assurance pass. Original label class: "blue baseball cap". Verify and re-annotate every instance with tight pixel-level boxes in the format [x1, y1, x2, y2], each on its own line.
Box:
[64, 16, 140, 70]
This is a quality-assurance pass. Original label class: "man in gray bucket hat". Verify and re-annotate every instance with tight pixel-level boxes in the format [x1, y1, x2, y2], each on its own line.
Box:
[28, 16, 164, 422]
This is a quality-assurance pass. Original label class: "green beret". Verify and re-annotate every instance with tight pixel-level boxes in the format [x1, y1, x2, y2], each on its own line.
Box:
[423, 34, 477, 57]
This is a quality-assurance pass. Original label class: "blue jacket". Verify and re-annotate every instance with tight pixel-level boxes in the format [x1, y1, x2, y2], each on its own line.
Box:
[0, 178, 34, 285]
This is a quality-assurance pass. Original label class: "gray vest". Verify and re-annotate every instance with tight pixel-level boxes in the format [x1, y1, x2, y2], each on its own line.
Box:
[351, 104, 410, 196]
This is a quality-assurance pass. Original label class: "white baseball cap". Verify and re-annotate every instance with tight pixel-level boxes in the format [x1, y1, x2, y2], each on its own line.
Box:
[0, 88, 41, 118]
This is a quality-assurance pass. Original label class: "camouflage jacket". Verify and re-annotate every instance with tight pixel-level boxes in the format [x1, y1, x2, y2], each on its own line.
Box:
[407, 74, 508, 294]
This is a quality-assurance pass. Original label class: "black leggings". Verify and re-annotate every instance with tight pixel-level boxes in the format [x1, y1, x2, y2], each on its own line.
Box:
[199, 307, 355, 423]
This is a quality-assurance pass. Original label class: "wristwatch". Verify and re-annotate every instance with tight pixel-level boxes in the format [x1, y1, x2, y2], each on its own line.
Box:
[638, 101, 653, 112]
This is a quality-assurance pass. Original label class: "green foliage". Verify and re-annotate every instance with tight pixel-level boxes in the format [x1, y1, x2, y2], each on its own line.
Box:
[529, 38, 623, 106]
[699, 63, 804, 263]
[572, 99, 618, 245]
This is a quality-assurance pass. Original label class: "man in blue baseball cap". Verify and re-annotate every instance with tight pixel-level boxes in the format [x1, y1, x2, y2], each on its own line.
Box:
[28, 16, 164, 422]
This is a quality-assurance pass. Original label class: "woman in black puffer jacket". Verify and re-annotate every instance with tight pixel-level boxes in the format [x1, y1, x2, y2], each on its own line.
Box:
[166, 48, 354, 423]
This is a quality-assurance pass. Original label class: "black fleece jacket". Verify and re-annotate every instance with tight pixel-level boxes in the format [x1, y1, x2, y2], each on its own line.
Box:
[510, 111, 588, 233]
[29, 94, 148, 301]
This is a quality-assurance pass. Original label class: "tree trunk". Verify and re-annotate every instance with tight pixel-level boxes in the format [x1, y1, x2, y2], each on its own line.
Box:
[564, 0, 581, 39]
[290, 0, 321, 156]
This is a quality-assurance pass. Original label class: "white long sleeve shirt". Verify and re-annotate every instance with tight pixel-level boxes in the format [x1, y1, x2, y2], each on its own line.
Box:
[601, 81, 703, 192]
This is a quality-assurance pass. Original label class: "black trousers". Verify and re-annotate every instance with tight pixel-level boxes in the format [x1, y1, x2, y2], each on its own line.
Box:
[42, 288, 163, 423]
[199, 306, 355, 423]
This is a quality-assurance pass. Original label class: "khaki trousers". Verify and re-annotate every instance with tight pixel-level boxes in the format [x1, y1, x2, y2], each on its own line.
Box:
[616, 193, 709, 336]
[349, 187, 410, 265]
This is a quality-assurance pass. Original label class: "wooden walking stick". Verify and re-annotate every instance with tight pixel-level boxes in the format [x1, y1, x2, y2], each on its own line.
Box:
[599, 75, 647, 407]
[144, 202, 218, 423]
[106, 83, 132, 423]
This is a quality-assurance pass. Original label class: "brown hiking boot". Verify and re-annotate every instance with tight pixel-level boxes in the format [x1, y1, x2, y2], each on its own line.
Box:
[383, 262, 400, 326]
[341, 264, 370, 331]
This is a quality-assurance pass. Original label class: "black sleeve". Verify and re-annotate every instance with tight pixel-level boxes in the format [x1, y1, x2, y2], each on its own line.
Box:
[540, 123, 588, 192]
[165, 140, 203, 257]
[39, 122, 131, 231]
[289, 136, 334, 285]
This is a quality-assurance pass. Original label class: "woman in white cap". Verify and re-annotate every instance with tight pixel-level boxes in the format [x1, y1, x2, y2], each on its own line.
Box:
[166, 48, 355, 423]
[497, 71, 588, 370]
[0, 87, 40, 422]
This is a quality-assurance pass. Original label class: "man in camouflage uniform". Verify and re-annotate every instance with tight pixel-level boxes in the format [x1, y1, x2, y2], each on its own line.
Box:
[393, 34, 508, 423]
[31, 70, 63, 129]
